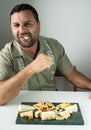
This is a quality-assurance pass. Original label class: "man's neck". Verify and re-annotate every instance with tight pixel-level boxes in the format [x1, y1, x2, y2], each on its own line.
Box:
[21, 41, 39, 59]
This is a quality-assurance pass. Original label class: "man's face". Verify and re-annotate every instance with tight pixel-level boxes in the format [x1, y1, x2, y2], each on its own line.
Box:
[10, 10, 40, 48]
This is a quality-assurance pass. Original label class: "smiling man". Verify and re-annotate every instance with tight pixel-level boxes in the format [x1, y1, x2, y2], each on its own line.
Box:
[11, 9, 40, 48]
[0, 3, 91, 105]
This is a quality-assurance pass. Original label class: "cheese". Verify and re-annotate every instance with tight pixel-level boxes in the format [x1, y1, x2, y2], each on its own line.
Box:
[56, 102, 71, 109]
[41, 111, 56, 120]
[65, 104, 78, 113]
[18, 104, 35, 112]
[34, 110, 41, 118]
[20, 110, 33, 119]
[56, 114, 64, 120]
[59, 110, 70, 119]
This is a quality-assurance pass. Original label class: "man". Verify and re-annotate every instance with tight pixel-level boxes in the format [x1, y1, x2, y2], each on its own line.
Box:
[0, 3, 91, 105]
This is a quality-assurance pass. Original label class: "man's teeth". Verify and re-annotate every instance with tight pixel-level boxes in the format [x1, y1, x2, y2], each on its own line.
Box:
[24, 36, 29, 40]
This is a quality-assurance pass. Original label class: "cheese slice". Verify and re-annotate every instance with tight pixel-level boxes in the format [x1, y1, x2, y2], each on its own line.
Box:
[56, 102, 71, 109]
[65, 104, 78, 113]
[20, 110, 33, 119]
[35, 110, 41, 118]
[59, 110, 70, 119]
[18, 104, 35, 112]
[56, 114, 64, 120]
[41, 111, 56, 120]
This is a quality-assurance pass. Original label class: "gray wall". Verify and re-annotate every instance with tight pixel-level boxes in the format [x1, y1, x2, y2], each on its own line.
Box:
[0, 0, 91, 91]
[0, 0, 34, 49]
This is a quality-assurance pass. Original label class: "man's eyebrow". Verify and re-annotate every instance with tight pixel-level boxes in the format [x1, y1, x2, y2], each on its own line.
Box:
[25, 20, 33, 23]
[11, 20, 33, 25]
[11, 22, 19, 25]
[11, 21, 28, 24]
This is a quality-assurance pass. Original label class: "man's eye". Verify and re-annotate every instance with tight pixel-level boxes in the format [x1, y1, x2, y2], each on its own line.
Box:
[13, 24, 19, 28]
[25, 23, 32, 27]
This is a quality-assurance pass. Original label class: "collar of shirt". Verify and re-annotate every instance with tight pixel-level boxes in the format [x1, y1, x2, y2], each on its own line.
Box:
[13, 37, 50, 61]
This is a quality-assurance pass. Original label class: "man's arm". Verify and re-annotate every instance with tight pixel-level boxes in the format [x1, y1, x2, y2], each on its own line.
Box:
[0, 54, 52, 105]
[65, 67, 91, 89]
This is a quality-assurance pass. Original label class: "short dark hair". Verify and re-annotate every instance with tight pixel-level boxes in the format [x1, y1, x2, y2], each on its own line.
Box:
[10, 3, 39, 22]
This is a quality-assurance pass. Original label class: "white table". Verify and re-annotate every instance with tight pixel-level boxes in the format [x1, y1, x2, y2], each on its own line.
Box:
[0, 90, 91, 130]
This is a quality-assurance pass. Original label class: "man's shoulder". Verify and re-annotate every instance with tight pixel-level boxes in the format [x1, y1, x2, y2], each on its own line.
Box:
[1, 40, 16, 50]
[39, 35, 63, 49]
[39, 35, 59, 43]
[0, 40, 19, 56]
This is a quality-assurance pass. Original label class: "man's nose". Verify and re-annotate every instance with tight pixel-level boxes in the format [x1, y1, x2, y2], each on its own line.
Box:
[19, 25, 26, 32]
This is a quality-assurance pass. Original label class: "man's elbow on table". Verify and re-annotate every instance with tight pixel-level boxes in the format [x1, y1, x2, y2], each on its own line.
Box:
[0, 95, 7, 106]
[65, 67, 91, 89]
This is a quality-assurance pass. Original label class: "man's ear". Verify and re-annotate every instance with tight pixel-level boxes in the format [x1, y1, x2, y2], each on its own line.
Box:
[38, 21, 40, 32]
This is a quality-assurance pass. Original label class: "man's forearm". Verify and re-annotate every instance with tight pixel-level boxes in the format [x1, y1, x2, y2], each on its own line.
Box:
[0, 54, 53, 105]
[66, 67, 91, 89]
[0, 64, 34, 105]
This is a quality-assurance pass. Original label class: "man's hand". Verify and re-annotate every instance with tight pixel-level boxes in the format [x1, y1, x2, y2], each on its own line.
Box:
[30, 54, 53, 73]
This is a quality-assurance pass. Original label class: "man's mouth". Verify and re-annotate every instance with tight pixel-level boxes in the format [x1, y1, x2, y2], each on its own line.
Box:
[23, 35, 30, 40]
[19, 33, 31, 40]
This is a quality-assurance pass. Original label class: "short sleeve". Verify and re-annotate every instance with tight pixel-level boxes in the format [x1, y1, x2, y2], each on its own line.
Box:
[0, 50, 14, 80]
[57, 44, 74, 75]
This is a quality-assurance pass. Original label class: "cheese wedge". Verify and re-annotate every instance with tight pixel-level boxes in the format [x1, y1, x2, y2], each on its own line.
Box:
[59, 110, 70, 119]
[20, 110, 33, 119]
[35, 110, 41, 118]
[41, 111, 56, 120]
[56, 102, 71, 109]
[56, 114, 64, 120]
[65, 104, 78, 113]
[18, 104, 35, 112]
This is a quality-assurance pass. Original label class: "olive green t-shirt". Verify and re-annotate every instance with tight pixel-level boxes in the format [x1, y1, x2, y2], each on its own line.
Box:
[0, 36, 73, 90]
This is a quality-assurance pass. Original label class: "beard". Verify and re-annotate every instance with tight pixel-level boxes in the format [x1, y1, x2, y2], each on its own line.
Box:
[16, 32, 38, 48]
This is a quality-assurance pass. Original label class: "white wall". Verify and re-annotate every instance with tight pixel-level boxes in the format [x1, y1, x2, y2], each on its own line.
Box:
[31, 0, 91, 78]
[0, 0, 91, 90]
